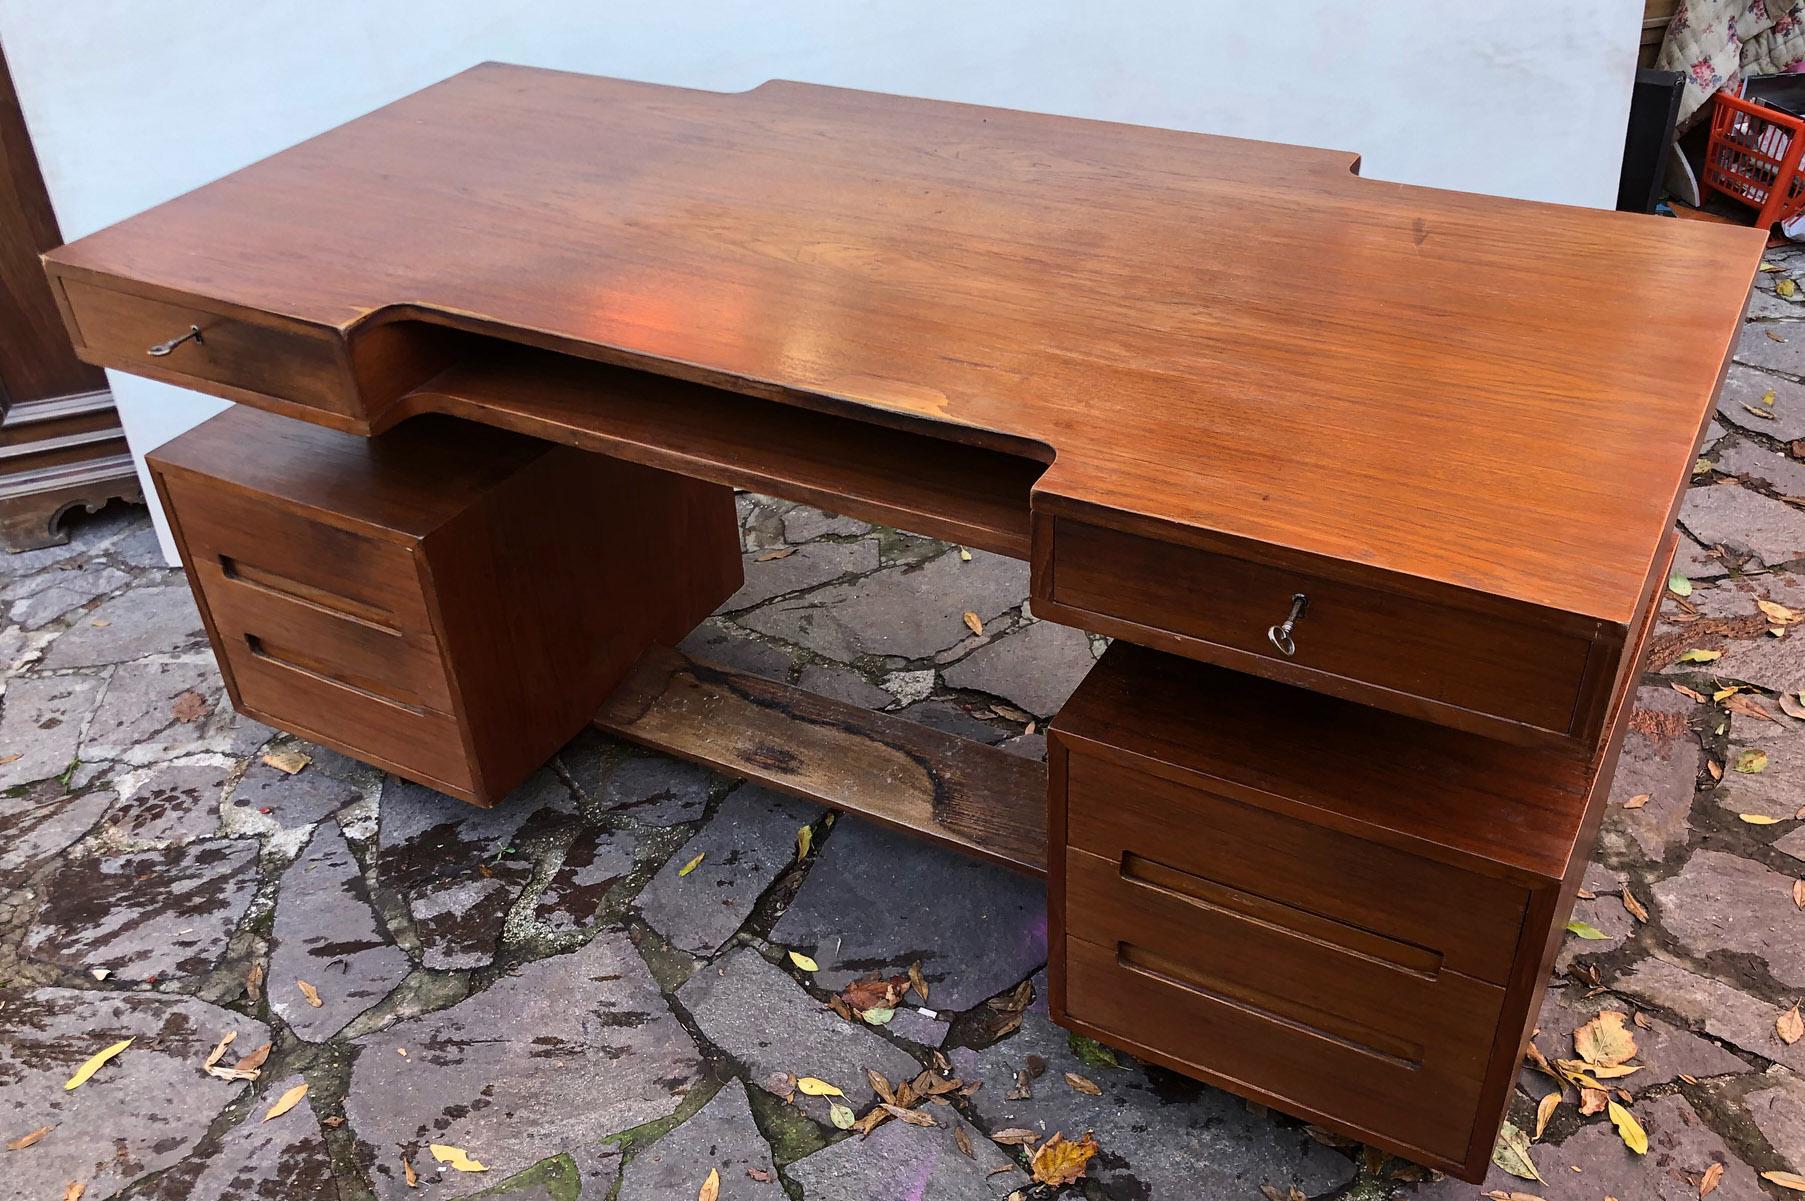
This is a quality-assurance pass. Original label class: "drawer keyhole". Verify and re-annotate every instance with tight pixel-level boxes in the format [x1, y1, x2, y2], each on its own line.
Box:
[1267, 593, 1309, 657]
[148, 325, 204, 357]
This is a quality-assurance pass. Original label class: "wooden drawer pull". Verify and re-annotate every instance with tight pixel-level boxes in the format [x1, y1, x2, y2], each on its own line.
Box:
[1266, 592, 1309, 657]
[220, 555, 401, 634]
[148, 324, 204, 356]
[244, 634, 428, 715]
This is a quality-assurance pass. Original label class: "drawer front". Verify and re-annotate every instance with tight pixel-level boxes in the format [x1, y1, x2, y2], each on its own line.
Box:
[1064, 752, 1529, 984]
[1045, 518, 1594, 738]
[59, 278, 355, 416]
[1061, 931, 1503, 1168]
[221, 634, 474, 798]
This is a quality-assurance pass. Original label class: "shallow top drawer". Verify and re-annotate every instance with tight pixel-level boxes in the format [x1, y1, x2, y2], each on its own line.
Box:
[56, 277, 356, 417]
[1034, 517, 1620, 746]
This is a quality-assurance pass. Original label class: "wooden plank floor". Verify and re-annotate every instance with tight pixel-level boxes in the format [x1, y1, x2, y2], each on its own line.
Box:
[593, 647, 1048, 876]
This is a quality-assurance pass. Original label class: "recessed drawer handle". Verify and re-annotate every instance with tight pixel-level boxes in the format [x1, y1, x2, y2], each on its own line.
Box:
[1267, 592, 1309, 657]
[147, 325, 204, 357]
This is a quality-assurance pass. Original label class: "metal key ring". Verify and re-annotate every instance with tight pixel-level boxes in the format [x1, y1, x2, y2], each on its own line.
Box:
[1267, 593, 1308, 657]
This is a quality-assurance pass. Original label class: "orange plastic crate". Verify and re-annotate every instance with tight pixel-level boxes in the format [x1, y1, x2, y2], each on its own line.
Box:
[1703, 91, 1805, 228]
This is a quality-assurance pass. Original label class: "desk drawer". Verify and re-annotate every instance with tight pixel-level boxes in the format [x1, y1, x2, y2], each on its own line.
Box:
[1064, 753, 1529, 985]
[1062, 927, 1503, 1168]
[59, 278, 355, 416]
[1040, 518, 1596, 741]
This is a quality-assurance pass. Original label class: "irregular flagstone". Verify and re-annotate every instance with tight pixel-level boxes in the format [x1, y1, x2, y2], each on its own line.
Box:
[1615, 954, 1805, 1073]
[1716, 435, 1805, 496]
[679, 621, 796, 683]
[10, 564, 131, 630]
[770, 817, 1046, 1012]
[950, 973, 1354, 1200]
[1519, 985, 1745, 1095]
[106, 761, 230, 844]
[1651, 850, 1805, 988]
[23, 838, 259, 980]
[0, 987, 271, 1201]
[1720, 719, 1805, 819]
[346, 931, 702, 1201]
[1409, 1093, 1762, 1201]
[726, 539, 879, 610]
[785, 1105, 1025, 1200]
[1719, 364, 1805, 441]
[1601, 686, 1700, 862]
[0, 671, 103, 787]
[270, 822, 411, 1042]
[797, 663, 893, 709]
[228, 758, 359, 829]
[78, 656, 245, 765]
[942, 618, 1096, 717]
[0, 787, 115, 876]
[783, 507, 870, 542]
[1779, 825, 1805, 863]
[408, 873, 521, 971]
[1679, 483, 1805, 567]
[639, 783, 822, 956]
[535, 825, 639, 933]
[1744, 1069, 1805, 1167]
[142, 1073, 341, 1201]
[738, 549, 1026, 662]
[41, 582, 207, 668]
[677, 947, 920, 1122]
[596, 755, 719, 826]
[618, 1080, 783, 1201]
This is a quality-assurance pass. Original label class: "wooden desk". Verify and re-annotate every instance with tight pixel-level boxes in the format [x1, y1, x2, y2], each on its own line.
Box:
[48, 66, 1757, 1182]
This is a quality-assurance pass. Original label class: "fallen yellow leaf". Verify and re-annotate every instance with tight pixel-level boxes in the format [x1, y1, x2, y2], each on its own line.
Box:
[788, 951, 819, 973]
[1760, 599, 1802, 625]
[1734, 749, 1769, 774]
[1030, 1131, 1100, 1188]
[1677, 648, 1724, 663]
[958, 547, 972, 561]
[1794, 879, 1805, 910]
[795, 1077, 843, 1097]
[1779, 1002, 1804, 1046]
[63, 1183, 84, 1201]
[1533, 1092, 1559, 1140]
[1741, 813, 1784, 825]
[1623, 891, 1649, 923]
[1701, 1159, 1725, 1197]
[678, 852, 705, 877]
[403, 1155, 418, 1188]
[64, 1039, 132, 1091]
[827, 1101, 855, 1129]
[262, 1082, 308, 1122]
[962, 611, 983, 636]
[699, 1167, 720, 1201]
[1622, 794, 1650, 809]
[796, 824, 812, 860]
[430, 1143, 488, 1172]
[1763, 1169, 1805, 1191]
[1607, 1100, 1648, 1155]
[260, 750, 310, 775]
[296, 980, 322, 1008]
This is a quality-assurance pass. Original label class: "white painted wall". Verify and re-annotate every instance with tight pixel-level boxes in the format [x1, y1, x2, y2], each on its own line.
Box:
[1, 1, 1645, 561]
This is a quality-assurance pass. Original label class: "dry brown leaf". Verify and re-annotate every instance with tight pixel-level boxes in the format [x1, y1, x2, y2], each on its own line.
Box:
[990, 1128, 1039, 1146]
[1781, 692, 1805, 720]
[233, 1043, 271, 1074]
[7, 1125, 52, 1150]
[1623, 891, 1649, 923]
[1523, 1042, 1561, 1082]
[1760, 599, 1803, 625]
[1574, 1011, 1637, 1067]
[952, 1123, 974, 1159]
[962, 611, 983, 636]
[1794, 879, 1805, 910]
[866, 1068, 895, 1106]
[202, 1031, 236, 1070]
[1622, 793, 1650, 810]
[1768, 328, 1790, 342]
[1708, 759, 1724, 780]
[1672, 683, 1709, 703]
[63, 1182, 84, 1201]
[881, 1103, 938, 1128]
[260, 749, 310, 775]
[296, 980, 322, 1008]
[1763, 1170, 1805, 1191]
[262, 1082, 308, 1122]
[1778, 1002, 1804, 1045]
[1700, 1160, 1725, 1197]
[1063, 1071, 1102, 1096]
[1579, 1087, 1609, 1116]
[754, 548, 795, 562]
[1533, 1092, 1559, 1140]
[747, 1167, 771, 1182]
[170, 690, 210, 722]
[907, 960, 928, 1005]
[244, 962, 264, 1003]
[1726, 693, 1782, 723]
[698, 1166, 720, 1201]
[403, 1155, 418, 1189]
[1632, 1011, 1652, 1029]
[840, 975, 909, 1014]
[1030, 1132, 1100, 1188]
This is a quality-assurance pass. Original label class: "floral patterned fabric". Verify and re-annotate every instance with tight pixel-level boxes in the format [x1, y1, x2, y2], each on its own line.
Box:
[1659, 0, 1805, 128]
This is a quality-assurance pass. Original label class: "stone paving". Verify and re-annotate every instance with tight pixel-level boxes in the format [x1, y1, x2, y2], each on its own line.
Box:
[7, 251, 1805, 1198]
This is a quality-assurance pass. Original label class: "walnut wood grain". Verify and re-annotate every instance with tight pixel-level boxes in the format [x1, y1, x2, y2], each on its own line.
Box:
[592, 646, 1048, 875]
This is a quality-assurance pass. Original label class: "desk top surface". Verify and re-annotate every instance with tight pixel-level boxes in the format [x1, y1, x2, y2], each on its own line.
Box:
[49, 64, 1763, 624]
